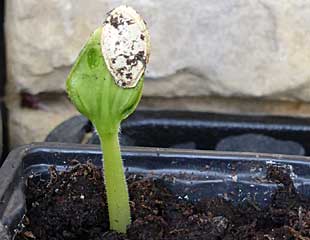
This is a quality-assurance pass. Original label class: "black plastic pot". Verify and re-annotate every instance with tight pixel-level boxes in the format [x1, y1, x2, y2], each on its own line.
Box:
[46, 111, 310, 155]
[0, 103, 3, 163]
[0, 143, 310, 239]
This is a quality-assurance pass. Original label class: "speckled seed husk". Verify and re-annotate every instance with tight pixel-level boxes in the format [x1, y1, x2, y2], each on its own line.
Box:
[101, 5, 151, 88]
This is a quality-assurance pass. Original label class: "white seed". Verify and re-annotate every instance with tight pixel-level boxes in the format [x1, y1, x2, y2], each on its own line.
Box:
[101, 5, 150, 88]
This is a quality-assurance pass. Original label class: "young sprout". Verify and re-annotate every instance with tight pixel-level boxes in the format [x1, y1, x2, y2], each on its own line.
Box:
[66, 6, 150, 233]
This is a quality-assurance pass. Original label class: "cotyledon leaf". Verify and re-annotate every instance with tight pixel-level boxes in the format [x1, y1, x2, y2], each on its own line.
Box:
[66, 26, 145, 134]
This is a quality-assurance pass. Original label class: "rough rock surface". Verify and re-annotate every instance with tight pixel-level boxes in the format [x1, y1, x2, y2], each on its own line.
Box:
[5, 0, 310, 100]
[8, 96, 78, 148]
[6, 0, 310, 146]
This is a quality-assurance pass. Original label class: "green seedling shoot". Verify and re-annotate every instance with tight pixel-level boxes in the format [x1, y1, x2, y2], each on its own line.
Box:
[66, 6, 150, 233]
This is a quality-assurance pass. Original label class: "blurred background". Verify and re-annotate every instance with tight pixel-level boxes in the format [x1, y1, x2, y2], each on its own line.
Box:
[2, 0, 310, 153]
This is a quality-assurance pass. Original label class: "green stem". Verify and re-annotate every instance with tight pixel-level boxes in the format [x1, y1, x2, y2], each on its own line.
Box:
[99, 130, 131, 233]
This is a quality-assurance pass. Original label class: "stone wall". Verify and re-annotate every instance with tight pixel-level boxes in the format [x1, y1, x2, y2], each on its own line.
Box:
[5, 0, 310, 146]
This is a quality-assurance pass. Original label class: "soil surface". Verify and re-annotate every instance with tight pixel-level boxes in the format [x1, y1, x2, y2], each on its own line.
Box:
[15, 162, 310, 240]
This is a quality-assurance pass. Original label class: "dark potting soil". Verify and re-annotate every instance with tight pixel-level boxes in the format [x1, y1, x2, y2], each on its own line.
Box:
[15, 162, 310, 240]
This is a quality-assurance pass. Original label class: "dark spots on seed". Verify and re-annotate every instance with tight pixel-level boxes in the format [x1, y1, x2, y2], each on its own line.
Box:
[118, 54, 129, 58]
[107, 11, 138, 30]
[125, 50, 146, 69]
[103, 9, 148, 85]
[117, 80, 128, 87]
[126, 19, 134, 25]
[126, 58, 133, 65]
[109, 13, 128, 29]
[130, 40, 138, 51]
[136, 50, 147, 66]
[117, 67, 126, 76]
[109, 15, 120, 29]
[126, 73, 133, 80]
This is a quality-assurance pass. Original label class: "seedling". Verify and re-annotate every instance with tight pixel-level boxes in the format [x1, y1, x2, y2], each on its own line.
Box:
[66, 6, 150, 233]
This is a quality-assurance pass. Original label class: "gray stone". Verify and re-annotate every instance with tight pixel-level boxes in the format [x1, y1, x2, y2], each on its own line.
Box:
[216, 133, 305, 155]
[5, 0, 310, 101]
